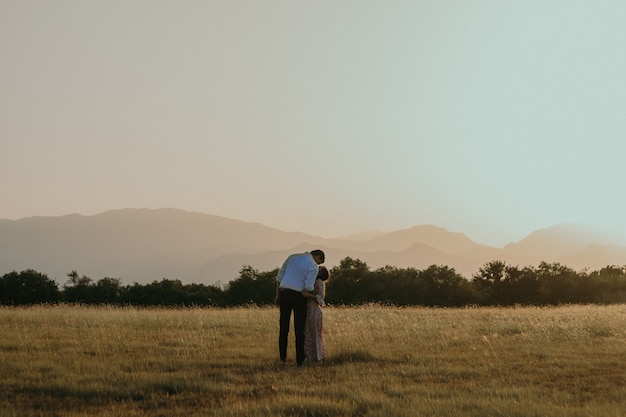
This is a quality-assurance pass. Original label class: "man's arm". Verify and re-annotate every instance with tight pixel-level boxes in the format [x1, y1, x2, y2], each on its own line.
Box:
[274, 282, 281, 305]
[274, 256, 290, 304]
[301, 290, 316, 299]
[302, 263, 319, 292]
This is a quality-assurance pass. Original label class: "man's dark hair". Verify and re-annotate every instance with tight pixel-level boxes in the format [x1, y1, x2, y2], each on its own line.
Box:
[311, 249, 325, 263]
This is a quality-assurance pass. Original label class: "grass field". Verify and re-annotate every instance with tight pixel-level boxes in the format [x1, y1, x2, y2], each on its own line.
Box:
[1, 304, 625, 416]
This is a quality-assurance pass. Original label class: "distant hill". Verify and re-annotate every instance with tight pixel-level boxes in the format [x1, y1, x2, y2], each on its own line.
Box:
[343, 225, 477, 253]
[1, 209, 625, 285]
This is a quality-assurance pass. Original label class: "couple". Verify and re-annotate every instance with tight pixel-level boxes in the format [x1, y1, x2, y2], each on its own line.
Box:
[275, 249, 329, 366]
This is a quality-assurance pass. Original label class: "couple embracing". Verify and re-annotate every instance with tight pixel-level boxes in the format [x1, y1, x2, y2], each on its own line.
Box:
[274, 249, 329, 366]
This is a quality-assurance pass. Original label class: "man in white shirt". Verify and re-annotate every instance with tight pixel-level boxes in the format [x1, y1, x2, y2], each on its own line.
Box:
[275, 249, 325, 366]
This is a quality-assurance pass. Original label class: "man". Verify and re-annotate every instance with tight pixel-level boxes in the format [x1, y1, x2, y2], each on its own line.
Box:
[275, 249, 325, 366]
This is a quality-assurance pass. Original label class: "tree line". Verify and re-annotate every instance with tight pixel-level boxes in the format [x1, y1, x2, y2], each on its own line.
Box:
[2, 257, 626, 307]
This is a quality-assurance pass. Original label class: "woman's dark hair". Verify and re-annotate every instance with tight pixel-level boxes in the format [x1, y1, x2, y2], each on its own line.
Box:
[317, 266, 330, 281]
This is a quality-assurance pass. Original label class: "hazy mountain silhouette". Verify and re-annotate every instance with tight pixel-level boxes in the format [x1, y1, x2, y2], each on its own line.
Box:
[342, 225, 477, 254]
[1, 209, 624, 285]
[500, 224, 621, 268]
[503, 224, 607, 258]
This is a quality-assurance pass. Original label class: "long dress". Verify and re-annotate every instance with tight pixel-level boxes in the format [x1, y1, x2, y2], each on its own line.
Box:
[304, 279, 325, 362]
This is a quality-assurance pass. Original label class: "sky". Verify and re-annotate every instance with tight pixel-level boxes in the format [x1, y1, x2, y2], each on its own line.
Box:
[2, 0, 626, 247]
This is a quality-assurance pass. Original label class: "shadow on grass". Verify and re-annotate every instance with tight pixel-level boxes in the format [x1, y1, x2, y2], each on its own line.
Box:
[328, 350, 377, 365]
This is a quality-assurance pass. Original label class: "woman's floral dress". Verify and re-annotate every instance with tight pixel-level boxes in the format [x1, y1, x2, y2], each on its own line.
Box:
[304, 279, 325, 362]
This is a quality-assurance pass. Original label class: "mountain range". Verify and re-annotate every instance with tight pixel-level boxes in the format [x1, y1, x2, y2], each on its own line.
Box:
[1, 208, 625, 286]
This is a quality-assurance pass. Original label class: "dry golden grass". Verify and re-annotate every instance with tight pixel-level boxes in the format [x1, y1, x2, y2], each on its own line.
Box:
[1, 304, 625, 416]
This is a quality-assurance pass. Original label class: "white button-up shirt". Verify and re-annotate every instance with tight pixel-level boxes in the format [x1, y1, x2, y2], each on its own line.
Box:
[276, 252, 319, 292]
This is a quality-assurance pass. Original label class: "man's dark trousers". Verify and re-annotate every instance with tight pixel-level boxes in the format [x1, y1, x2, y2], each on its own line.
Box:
[279, 289, 308, 365]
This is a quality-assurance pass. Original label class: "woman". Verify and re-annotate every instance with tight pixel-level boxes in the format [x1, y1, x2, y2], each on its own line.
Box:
[302, 266, 330, 363]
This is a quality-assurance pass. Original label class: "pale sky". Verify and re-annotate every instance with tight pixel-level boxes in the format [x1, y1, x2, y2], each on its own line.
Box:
[2, 0, 625, 247]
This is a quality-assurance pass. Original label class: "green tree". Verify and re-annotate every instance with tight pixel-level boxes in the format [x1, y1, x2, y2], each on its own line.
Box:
[185, 282, 226, 306]
[499, 265, 539, 305]
[417, 265, 471, 306]
[472, 260, 507, 304]
[224, 266, 278, 306]
[92, 277, 124, 304]
[535, 262, 583, 304]
[120, 278, 188, 306]
[326, 257, 371, 305]
[63, 271, 95, 303]
[0, 269, 60, 305]
[367, 266, 419, 305]
[588, 266, 626, 303]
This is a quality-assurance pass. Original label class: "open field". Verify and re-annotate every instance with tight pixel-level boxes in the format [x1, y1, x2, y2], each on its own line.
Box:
[1, 304, 625, 417]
